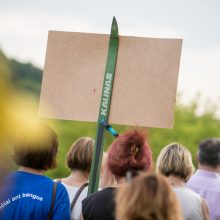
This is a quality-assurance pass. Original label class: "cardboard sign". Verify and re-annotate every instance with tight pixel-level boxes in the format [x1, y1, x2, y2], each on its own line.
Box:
[39, 31, 182, 128]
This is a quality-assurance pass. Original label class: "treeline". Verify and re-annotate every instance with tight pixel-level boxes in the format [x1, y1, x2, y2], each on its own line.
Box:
[1, 49, 220, 178]
[0, 49, 42, 95]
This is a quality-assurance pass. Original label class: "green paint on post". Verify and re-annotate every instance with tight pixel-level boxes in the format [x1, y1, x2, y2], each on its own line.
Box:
[88, 17, 119, 195]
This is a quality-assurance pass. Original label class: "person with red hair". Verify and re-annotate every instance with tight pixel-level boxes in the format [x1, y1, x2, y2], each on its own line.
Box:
[81, 130, 152, 220]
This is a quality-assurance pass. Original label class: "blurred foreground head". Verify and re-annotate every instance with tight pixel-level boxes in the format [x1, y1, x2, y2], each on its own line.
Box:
[116, 173, 183, 220]
[13, 123, 58, 171]
[107, 130, 152, 178]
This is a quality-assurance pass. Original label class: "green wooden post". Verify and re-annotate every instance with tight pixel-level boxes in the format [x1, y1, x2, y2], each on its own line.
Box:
[88, 17, 119, 195]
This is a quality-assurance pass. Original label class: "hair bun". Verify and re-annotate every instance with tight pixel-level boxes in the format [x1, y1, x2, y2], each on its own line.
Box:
[107, 129, 152, 177]
[130, 145, 139, 156]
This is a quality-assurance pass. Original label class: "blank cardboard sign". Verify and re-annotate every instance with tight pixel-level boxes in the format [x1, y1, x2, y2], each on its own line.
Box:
[39, 31, 182, 128]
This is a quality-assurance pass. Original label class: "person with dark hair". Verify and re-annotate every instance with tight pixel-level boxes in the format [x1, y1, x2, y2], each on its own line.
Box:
[0, 123, 70, 220]
[187, 138, 220, 220]
[81, 130, 152, 220]
[56, 137, 94, 220]
[116, 173, 183, 220]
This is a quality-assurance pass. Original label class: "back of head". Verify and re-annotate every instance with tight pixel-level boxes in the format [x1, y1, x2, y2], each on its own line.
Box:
[116, 173, 183, 220]
[156, 143, 194, 182]
[107, 130, 152, 177]
[13, 123, 58, 171]
[198, 138, 220, 168]
[66, 137, 94, 172]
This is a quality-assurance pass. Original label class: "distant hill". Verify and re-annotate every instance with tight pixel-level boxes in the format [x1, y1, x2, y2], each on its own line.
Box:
[0, 49, 10, 79]
[0, 49, 42, 96]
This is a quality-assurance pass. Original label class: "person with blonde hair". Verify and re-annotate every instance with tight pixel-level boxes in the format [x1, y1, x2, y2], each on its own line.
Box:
[57, 137, 94, 220]
[116, 173, 183, 220]
[156, 143, 209, 220]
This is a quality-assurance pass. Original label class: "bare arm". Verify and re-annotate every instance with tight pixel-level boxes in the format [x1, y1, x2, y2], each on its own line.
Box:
[201, 198, 210, 220]
[80, 212, 84, 220]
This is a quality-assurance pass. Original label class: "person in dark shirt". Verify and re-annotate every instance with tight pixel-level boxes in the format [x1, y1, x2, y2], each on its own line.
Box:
[81, 130, 153, 220]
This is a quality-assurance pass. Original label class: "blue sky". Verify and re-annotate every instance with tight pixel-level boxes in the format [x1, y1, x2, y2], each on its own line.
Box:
[0, 0, 219, 114]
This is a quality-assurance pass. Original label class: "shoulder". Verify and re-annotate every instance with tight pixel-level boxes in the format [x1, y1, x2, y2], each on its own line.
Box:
[174, 187, 202, 203]
[51, 182, 71, 220]
[82, 187, 115, 207]
[188, 171, 220, 192]
[82, 188, 116, 220]
[185, 188, 202, 201]
[55, 181, 83, 199]
[176, 187, 201, 197]
[2, 171, 55, 190]
[54, 181, 69, 198]
[187, 171, 202, 183]
[209, 175, 220, 191]
[84, 187, 115, 201]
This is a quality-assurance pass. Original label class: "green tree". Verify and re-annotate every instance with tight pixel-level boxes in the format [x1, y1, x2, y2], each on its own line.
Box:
[150, 99, 220, 164]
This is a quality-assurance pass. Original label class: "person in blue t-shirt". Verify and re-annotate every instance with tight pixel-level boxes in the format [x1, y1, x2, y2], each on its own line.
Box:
[0, 123, 71, 220]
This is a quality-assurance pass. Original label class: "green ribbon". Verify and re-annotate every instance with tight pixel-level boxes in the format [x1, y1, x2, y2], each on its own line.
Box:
[88, 17, 119, 195]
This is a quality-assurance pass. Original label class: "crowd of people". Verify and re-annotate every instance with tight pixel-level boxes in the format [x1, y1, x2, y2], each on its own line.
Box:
[0, 123, 220, 220]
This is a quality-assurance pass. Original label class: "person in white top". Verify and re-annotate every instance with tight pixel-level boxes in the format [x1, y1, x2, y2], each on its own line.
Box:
[156, 143, 209, 220]
[56, 137, 94, 220]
